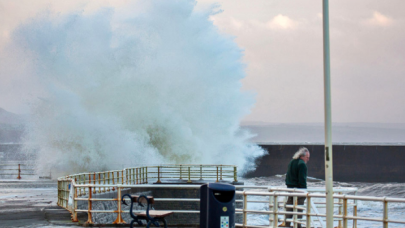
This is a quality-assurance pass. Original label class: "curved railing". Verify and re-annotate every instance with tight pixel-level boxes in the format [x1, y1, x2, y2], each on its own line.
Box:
[57, 170, 405, 227]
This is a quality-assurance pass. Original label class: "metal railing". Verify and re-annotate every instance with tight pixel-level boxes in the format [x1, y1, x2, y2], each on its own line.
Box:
[57, 164, 238, 215]
[0, 163, 35, 179]
[58, 166, 405, 227]
[237, 188, 405, 228]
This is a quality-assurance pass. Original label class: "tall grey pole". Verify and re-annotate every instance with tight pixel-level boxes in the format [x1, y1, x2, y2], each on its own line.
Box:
[322, 0, 334, 227]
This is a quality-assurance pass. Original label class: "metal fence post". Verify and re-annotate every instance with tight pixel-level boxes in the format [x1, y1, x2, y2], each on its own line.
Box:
[220, 165, 223, 180]
[383, 197, 388, 228]
[187, 166, 191, 183]
[142, 167, 145, 183]
[234, 166, 238, 182]
[179, 165, 182, 180]
[216, 166, 219, 182]
[343, 196, 348, 228]
[157, 166, 162, 183]
[200, 165, 203, 180]
[293, 196, 297, 228]
[273, 194, 278, 228]
[78, 176, 82, 196]
[57, 181, 60, 206]
[93, 173, 96, 194]
[133, 168, 135, 184]
[103, 173, 106, 193]
[86, 186, 93, 225]
[338, 193, 343, 228]
[126, 169, 128, 184]
[72, 182, 78, 222]
[145, 167, 148, 184]
[113, 185, 125, 224]
[243, 192, 247, 227]
[17, 164, 21, 179]
[306, 194, 311, 228]
[98, 173, 101, 193]
[136, 168, 138, 184]
[107, 172, 111, 192]
[112, 172, 115, 191]
[353, 200, 358, 228]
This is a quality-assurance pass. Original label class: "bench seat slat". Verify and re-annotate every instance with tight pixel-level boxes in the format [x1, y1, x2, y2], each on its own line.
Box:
[135, 211, 174, 218]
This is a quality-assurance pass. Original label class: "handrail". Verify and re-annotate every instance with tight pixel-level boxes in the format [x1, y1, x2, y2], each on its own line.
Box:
[59, 164, 238, 187]
[0, 163, 35, 179]
[236, 190, 405, 228]
[58, 166, 405, 227]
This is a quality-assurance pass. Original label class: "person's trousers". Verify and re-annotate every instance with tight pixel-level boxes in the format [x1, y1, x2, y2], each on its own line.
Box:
[284, 196, 306, 228]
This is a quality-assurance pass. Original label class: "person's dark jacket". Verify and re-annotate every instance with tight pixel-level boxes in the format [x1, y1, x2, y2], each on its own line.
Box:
[285, 159, 307, 188]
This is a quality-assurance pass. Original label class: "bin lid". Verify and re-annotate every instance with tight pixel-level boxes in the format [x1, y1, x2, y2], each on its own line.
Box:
[208, 183, 235, 191]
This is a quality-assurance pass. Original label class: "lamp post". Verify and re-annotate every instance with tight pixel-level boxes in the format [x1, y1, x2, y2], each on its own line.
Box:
[322, 0, 334, 228]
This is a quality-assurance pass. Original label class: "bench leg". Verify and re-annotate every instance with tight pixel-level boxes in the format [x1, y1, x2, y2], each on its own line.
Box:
[130, 220, 136, 228]
[161, 218, 168, 228]
[146, 218, 166, 228]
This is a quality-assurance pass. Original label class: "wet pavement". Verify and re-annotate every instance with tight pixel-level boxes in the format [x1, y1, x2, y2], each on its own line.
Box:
[0, 179, 198, 227]
[0, 179, 78, 227]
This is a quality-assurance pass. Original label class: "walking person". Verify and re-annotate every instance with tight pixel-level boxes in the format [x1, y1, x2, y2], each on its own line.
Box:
[281, 147, 310, 228]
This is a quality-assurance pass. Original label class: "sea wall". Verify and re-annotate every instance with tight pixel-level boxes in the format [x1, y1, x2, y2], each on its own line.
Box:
[246, 144, 405, 182]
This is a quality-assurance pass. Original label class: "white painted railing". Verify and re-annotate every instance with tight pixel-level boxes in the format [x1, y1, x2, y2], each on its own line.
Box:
[236, 189, 405, 228]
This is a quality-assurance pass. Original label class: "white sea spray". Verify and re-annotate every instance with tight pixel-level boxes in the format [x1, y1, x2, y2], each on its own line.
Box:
[5, 0, 264, 176]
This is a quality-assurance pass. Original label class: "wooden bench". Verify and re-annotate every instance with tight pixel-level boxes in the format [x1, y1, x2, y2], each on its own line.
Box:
[121, 194, 173, 228]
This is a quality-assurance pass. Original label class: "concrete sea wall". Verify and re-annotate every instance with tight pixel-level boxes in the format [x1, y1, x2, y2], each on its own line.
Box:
[246, 144, 405, 182]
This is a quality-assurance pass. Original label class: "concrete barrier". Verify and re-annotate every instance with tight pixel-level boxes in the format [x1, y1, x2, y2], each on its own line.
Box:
[246, 144, 405, 182]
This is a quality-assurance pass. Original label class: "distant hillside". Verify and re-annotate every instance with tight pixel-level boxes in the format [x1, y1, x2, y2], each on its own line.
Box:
[0, 108, 25, 143]
[0, 108, 25, 125]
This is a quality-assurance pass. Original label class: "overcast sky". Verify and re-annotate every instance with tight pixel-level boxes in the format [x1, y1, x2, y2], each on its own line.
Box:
[1, 0, 404, 124]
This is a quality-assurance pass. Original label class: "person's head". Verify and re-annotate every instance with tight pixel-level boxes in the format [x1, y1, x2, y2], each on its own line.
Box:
[292, 147, 310, 163]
